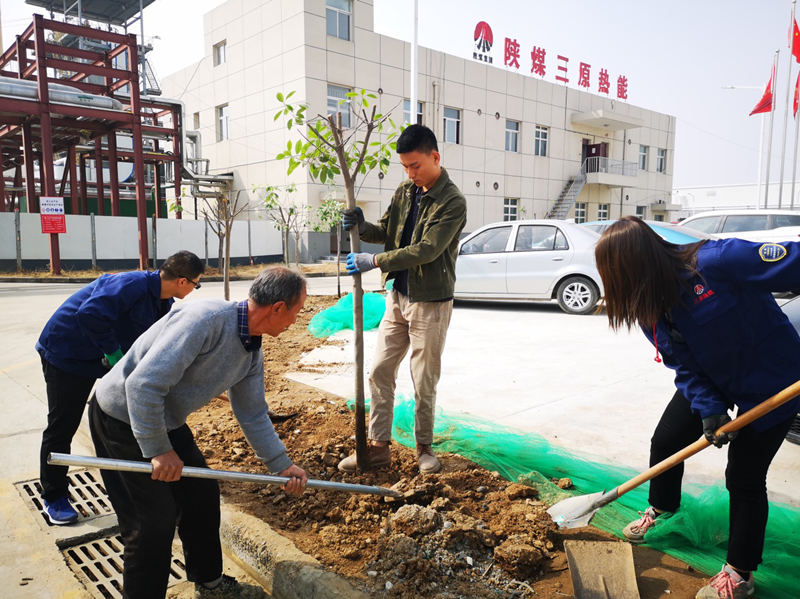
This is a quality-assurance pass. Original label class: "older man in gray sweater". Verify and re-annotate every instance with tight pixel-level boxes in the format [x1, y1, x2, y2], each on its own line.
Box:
[89, 266, 308, 599]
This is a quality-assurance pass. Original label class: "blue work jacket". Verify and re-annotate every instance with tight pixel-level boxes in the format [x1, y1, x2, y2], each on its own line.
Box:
[642, 238, 800, 433]
[36, 270, 172, 379]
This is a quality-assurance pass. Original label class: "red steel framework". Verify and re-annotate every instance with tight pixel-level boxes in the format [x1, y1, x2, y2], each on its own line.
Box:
[0, 15, 182, 273]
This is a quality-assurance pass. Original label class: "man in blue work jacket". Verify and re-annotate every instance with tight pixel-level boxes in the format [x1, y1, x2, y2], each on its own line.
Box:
[35, 250, 204, 525]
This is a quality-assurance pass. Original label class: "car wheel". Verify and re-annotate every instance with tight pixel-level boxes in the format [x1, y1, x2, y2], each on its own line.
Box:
[556, 276, 599, 315]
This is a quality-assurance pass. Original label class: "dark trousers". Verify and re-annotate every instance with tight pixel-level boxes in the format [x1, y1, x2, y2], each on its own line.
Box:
[89, 399, 223, 599]
[648, 390, 794, 572]
[40, 356, 97, 502]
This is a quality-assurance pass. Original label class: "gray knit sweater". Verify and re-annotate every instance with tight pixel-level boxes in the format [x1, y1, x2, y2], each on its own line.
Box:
[95, 299, 292, 473]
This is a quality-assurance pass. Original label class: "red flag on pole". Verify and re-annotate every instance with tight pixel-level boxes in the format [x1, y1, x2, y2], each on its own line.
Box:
[750, 65, 775, 116]
[794, 72, 800, 117]
[792, 19, 800, 63]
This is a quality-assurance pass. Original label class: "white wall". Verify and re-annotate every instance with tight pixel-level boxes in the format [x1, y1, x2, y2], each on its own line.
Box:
[0, 213, 282, 264]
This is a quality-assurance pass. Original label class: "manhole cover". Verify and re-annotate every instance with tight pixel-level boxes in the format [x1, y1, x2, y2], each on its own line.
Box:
[63, 534, 187, 598]
[15, 469, 114, 528]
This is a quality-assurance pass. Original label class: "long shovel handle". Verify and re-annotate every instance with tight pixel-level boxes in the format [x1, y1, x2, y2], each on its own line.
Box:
[48, 453, 402, 498]
[616, 379, 800, 498]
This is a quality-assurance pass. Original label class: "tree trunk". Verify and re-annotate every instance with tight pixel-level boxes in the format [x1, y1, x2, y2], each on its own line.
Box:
[346, 182, 368, 470]
[224, 218, 232, 300]
[294, 232, 301, 268]
[283, 229, 290, 265]
[336, 223, 342, 298]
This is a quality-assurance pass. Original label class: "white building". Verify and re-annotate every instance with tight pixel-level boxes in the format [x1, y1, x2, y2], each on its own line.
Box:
[674, 182, 800, 219]
[161, 0, 678, 260]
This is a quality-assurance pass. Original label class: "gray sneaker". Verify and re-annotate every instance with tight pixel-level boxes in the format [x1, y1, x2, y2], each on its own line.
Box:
[193, 575, 265, 598]
[416, 444, 441, 474]
[695, 565, 754, 599]
[622, 506, 661, 544]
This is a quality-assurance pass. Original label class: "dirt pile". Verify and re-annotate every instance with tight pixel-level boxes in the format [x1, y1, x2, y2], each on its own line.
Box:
[187, 294, 708, 598]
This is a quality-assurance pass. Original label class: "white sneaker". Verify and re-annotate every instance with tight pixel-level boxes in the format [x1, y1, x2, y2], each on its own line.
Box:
[622, 506, 661, 544]
[695, 564, 755, 599]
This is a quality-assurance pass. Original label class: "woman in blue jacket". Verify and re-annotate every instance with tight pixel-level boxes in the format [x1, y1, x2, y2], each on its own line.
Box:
[35, 251, 203, 525]
[595, 217, 800, 599]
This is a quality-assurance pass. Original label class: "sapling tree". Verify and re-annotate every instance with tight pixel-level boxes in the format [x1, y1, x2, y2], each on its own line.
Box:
[274, 89, 399, 470]
[201, 189, 246, 300]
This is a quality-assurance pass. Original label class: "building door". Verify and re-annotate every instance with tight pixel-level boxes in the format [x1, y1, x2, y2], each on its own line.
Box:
[585, 142, 608, 173]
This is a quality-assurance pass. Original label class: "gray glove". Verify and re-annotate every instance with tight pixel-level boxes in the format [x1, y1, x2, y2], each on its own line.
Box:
[346, 252, 377, 275]
[703, 414, 738, 447]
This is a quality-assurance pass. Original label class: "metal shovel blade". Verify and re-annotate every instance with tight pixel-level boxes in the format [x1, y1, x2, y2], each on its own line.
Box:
[547, 489, 617, 529]
[564, 541, 640, 599]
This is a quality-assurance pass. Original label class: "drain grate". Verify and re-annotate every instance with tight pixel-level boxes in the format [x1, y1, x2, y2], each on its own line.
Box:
[15, 469, 114, 528]
[63, 534, 188, 598]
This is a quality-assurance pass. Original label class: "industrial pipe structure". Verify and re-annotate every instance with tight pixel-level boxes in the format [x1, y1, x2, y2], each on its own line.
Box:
[0, 15, 183, 273]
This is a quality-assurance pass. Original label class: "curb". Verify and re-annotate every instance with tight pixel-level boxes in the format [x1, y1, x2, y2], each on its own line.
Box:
[0, 272, 340, 284]
[219, 504, 368, 599]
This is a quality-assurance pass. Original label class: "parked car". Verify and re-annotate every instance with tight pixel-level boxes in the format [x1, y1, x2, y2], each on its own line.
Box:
[678, 209, 800, 242]
[455, 220, 603, 315]
[581, 220, 716, 244]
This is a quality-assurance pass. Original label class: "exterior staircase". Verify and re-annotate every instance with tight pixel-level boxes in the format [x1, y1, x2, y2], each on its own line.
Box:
[546, 171, 587, 220]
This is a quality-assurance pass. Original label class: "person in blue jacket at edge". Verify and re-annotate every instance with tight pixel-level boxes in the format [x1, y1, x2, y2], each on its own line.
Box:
[35, 250, 204, 526]
[595, 216, 800, 599]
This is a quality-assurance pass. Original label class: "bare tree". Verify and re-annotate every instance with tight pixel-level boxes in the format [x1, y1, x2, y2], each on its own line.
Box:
[201, 189, 246, 300]
[253, 183, 311, 267]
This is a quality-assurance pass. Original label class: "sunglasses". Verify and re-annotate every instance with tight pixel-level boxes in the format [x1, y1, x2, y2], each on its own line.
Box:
[186, 278, 202, 290]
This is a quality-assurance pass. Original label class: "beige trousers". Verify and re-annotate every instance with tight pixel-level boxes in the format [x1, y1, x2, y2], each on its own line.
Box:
[368, 290, 453, 445]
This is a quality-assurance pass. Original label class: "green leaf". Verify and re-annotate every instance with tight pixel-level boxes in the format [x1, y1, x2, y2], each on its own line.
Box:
[346, 92, 357, 98]
[362, 98, 368, 107]
[274, 111, 282, 122]
[286, 91, 295, 99]
[287, 120, 293, 130]
[320, 169, 328, 184]
[295, 139, 302, 154]
[288, 161, 300, 175]
[277, 92, 284, 102]
[287, 141, 292, 151]
[367, 94, 377, 99]
[276, 152, 285, 160]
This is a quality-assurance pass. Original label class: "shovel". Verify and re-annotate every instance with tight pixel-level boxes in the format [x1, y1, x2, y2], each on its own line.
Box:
[48, 453, 402, 498]
[548, 379, 800, 529]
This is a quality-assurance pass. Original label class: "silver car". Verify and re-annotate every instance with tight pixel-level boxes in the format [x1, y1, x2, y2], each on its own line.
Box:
[455, 219, 604, 315]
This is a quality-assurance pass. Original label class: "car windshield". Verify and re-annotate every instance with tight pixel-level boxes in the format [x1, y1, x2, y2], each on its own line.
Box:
[721, 215, 770, 233]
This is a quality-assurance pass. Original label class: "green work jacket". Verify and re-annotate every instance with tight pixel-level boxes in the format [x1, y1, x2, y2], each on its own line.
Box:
[361, 167, 467, 303]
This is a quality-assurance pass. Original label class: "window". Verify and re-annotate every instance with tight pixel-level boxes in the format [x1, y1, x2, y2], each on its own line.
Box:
[505, 120, 519, 152]
[503, 198, 519, 221]
[193, 112, 200, 130]
[514, 225, 565, 251]
[443, 107, 461, 144]
[635, 205, 645, 218]
[403, 99, 423, 125]
[774, 214, 800, 227]
[213, 41, 227, 66]
[216, 104, 229, 141]
[598, 204, 609, 221]
[326, 0, 351, 41]
[460, 226, 512, 254]
[534, 125, 548, 157]
[574, 202, 586, 224]
[327, 84, 351, 128]
[720, 215, 770, 233]
[656, 148, 667, 173]
[639, 145, 648, 171]
[684, 215, 722, 234]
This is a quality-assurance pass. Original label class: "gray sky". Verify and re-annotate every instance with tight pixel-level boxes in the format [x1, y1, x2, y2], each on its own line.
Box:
[2, 0, 798, 189]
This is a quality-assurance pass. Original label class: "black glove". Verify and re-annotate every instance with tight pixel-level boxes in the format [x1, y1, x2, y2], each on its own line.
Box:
[342, 207, 366, 234]
[702, 414, 738, 447]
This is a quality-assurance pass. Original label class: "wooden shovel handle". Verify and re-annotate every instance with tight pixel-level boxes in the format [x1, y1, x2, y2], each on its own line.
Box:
[617, 379, 800, 498]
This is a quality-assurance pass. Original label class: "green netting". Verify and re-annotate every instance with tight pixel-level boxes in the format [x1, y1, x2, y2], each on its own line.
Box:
[345, 396, 800, 599]
[307, 291, 386, 338]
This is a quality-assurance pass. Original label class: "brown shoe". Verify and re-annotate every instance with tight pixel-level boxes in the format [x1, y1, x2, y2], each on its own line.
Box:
[337, 443, 392, 473]
[417, 444, 441, 474]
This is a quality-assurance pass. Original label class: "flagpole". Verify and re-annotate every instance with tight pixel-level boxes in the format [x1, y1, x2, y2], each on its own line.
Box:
[765, 50, 780, 209]
[410, 0, 418, 128]
[779, 1, 797, 208]
[759, 114, 765, 202]
[791, 72, 800, 208]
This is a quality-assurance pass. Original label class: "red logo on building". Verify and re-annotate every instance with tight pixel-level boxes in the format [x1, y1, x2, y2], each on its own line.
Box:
[473, 21, 494, 64]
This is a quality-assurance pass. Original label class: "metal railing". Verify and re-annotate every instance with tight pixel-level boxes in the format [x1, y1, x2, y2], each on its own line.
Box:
[582, 157, 638, 177]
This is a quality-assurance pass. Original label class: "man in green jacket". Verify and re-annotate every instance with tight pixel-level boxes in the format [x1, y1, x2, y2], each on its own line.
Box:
[339, 124, 467, 474]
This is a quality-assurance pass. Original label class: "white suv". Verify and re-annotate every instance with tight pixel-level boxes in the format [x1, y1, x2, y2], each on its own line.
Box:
[678, 209, 800, 242]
